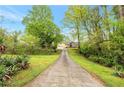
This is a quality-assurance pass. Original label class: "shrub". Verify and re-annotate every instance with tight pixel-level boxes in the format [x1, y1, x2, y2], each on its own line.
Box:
[114, 64, 124, 78]
[16, 55, 29, 69]
[2, 57, 16, 67]
[80, 43, 96, 57]
[0, 65, 6, 86]
[88, 55, 99, 62]
[0, 55, 29, 86]
[88, 55, 114, 67]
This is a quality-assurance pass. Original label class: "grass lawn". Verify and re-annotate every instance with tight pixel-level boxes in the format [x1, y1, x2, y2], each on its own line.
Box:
[68, 48, 124, 87]
[6, 54, 59, 87]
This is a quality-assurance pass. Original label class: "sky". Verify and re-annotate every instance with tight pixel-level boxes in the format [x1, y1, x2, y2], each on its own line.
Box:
[0, 5, 112, 34]
[0, 5, 68, 33]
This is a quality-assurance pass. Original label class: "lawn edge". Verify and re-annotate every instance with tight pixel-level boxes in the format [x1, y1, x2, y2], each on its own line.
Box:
[68, 49, 107, 86]
[22, 53, 61, 87]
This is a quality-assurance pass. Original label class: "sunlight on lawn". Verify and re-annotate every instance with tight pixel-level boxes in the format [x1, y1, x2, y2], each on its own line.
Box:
[6, 55, 59, 87]
[68, 49, 124, 87]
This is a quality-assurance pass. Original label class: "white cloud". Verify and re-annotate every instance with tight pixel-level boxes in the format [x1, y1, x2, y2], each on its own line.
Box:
[0, 7, 23, 22]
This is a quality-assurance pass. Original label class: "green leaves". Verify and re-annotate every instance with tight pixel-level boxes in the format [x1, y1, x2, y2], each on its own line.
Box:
[23, 6, 63, 50]
[75, 6, 124, 77]
[23, 5, 53, 25]
[0, 37, 3, 44]
[63, 6, 88, 49]
[0, 28, 6, 44]
[0, 55, 30, 86]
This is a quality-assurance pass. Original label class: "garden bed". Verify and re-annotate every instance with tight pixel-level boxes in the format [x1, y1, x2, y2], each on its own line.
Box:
[0, 55, 29, 86]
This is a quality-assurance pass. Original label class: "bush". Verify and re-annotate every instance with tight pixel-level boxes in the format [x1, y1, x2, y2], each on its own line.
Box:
[0, 55, 29, 86]
[0, 65, 6, 86]
[88, 55, 114, 67]
[2, 57, 15, 67]
[80, 39, 124, 67]
[6, 45, 59, 55]
[88, 55, 99, 62]
[16, 55, 29, 69]
[80, 43, 96, 57]
[114, 64, 124, 78]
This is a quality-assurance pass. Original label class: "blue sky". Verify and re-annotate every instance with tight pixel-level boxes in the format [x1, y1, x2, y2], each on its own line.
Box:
[0, 5, 112, 34]
[0, 5, 68, 33]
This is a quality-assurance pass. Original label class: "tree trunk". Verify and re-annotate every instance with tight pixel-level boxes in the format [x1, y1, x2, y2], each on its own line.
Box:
[102, 5, 110, 40]
[119, 5, 124, 20]
[77, 25, 80, 49]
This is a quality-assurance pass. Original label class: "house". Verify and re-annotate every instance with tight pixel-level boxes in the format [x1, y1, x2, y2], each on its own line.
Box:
[57, 43, 67, 50]
[66, 41, 78, 48]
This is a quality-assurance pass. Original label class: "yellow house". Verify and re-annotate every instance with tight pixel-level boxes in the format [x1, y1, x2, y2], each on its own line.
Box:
[57, 43, 66, 50]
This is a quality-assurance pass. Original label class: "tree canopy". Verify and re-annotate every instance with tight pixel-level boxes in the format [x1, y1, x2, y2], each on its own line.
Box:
[23, 5, 63, 49]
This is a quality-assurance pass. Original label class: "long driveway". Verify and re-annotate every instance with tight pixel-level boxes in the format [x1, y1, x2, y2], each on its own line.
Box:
[25, 49, 104, 87]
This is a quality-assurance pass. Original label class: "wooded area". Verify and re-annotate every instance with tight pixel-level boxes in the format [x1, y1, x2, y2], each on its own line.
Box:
[63, 5, 124, 77]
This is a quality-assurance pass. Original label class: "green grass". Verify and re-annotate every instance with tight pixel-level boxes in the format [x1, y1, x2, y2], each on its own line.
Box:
[6, 54, 59, 87]
[68, 48, 124, 87]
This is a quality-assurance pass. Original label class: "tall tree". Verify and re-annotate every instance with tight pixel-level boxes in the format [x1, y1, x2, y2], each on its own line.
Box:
[119, 5, 124, 20]
[11, 31, 21, 54]
[101, 5, 111, 40]
[112, 5, 124, 20]
[0, 28, 6, 44]
[63, 6, 87, 49]
[23, 5, 63, 49]
[23, 5, 53, 24]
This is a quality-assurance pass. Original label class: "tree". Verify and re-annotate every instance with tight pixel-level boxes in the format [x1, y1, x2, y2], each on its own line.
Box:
[11, 31, 21, 54]
[63, 6, 87, 49]
[20, 34, 40, 54]
[112, 5, 124, 20]
[119, 5, 124, 20]
[0, 28, 6, 44]
[23, 5, 63, 50]
[101, 5, 111, 40]
[23, 5, 53, 25]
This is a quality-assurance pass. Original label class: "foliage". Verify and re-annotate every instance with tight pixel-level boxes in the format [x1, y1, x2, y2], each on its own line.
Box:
[0, 28, 6, 44]
[0, 6, 63, 55]
[0, 55, 29, 86]
[23, 5, 63, 50]
[23, 5, 53, 24]
[64, 5, 124, 78]
[63, 6, 88, 49]
[6, 54, 59, 87]
[68, 49, 124, 86]
[0, 38, 3, 44]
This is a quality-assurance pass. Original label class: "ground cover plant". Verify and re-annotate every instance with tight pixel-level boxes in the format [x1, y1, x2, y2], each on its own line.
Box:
[0, 55, 29, 86]
[6, 54, 59, 87]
